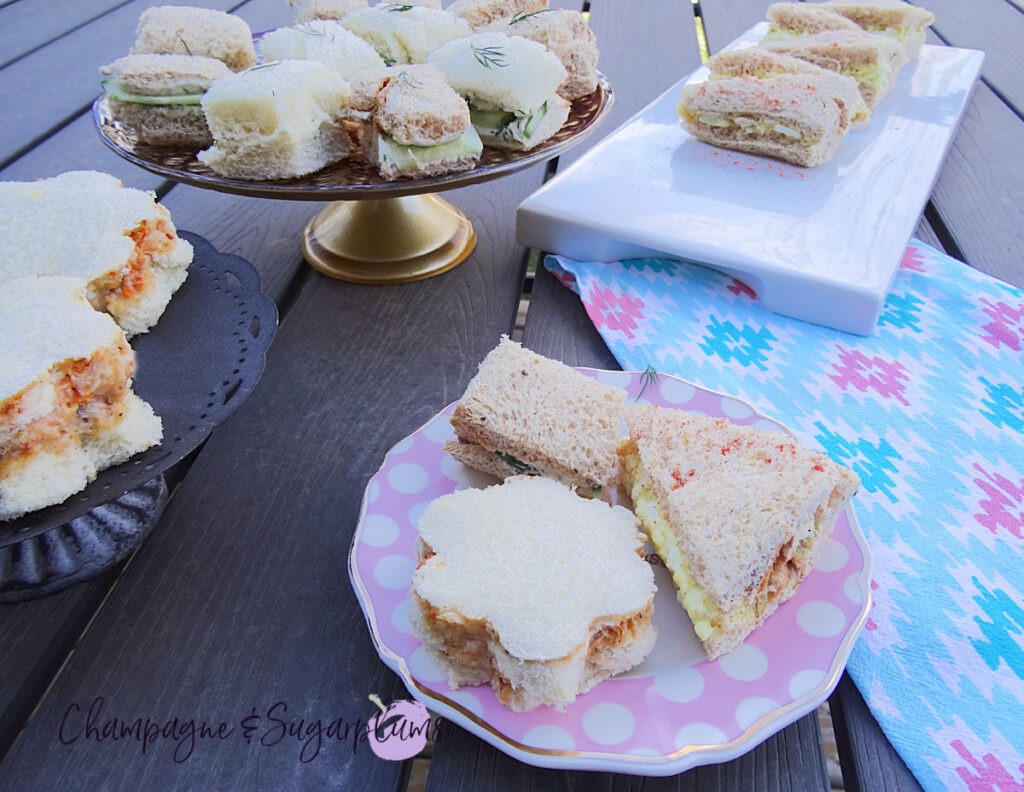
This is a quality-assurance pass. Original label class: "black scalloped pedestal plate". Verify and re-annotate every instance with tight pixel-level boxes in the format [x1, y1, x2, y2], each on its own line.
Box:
[0, 232, 278, 601]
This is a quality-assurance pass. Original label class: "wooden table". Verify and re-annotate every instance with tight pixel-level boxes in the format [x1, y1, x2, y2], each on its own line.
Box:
[1, 1, 1020, 789]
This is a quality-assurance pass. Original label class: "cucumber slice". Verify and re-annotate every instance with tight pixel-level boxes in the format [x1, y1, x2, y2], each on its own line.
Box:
[522, 101, 548, 139]
[101, 81, 203, 106]
[469, 107, 515, 130]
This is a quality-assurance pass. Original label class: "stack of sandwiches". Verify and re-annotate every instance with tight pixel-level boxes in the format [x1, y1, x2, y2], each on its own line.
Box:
[0, 169, 195, 522]
[408, 337, 860, 710]
[677, 0, 934, 167]
[99, 1, 597, 181]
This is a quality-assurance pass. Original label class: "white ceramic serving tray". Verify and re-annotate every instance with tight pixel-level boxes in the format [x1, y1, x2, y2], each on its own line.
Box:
[516, 24, 984, 335]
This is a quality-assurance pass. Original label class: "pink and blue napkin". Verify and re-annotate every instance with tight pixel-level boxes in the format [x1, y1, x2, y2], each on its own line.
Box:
[546, 241, 1024, 792]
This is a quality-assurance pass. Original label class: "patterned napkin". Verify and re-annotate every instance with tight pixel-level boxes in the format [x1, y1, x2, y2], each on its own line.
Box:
[545, 242, 1024, 792]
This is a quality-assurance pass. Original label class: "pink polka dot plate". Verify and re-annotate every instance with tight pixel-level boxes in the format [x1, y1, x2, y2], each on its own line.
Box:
[349, 369, 872, 774]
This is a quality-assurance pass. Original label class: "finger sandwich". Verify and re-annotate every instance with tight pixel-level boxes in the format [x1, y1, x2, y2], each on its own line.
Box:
[99, 53, 231, 147]
[131, 5, 257, 72]
[287, 0, 368, 22]
[447, 0, 549, 31]
[763, 1, 864, 40]
[348, 64, 482, 179]
[341, 5, 472, 64]
[198, 59, 353, 181]
[443, 336, 627, 498]
[409, 475, 657, 712]
[257, 19, 385, 80]
[678, 70, 849, 167]
[427, 32, 569, 150]
[1, 276, 163, 522]
[0, 170, 192, 336]
[618, 405, 859, 660]
[707, 47, 870, 129]
[760, 27, 907, 107]
[822, 0, 935, 58]
[501, 8, 600, 101]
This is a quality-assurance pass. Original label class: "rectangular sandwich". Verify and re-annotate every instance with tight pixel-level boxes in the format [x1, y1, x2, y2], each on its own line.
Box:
[707, 47, 870, 129]
[348, 64, 483, 179]
[501, 8, 600, 101]
[443, 336, 627, 498]
[0, 276, 163, 522]
[0, 170, 193, 336]
[677, 70, 849, 167]
[428, 32, 570, 150]
[198, 59, 354, 181]
[99, 53, 231, 147]
[409, 475, 656, 711]
[447, 0, 549, 31]
[618, 405, 859, 660]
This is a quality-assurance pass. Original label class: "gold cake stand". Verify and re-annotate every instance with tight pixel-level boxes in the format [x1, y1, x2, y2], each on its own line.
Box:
[93, 77, 612, 284]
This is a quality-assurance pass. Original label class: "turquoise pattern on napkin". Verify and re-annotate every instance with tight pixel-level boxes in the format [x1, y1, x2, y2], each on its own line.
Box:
[546, 242, 1024, 792]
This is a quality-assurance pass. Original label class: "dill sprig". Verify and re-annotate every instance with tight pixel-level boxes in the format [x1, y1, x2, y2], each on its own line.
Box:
[635, 364, 660, 401]
[509, 9, 554, 25]
[471, 43, 508, 69]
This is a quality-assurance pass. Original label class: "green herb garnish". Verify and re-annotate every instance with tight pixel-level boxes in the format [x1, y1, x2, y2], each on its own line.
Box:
[471, 44, 508, 69]
[635, 364, 660, 402]
[509, 9, 555, 25]
[384, 3, 414, 11]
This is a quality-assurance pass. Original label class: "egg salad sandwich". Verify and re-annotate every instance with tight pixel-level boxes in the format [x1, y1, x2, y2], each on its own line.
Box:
[198, 59, 353, 181]
[257, 19, 385, 79]
[0, 276, 163, 522]
[501, 8, 599, 101]
[677, 70, 849, 167]
[760, 27, 907, 107]
[0, 170, 192, 336]
[348, 64, 482, 179]
[131, 5, 257, 72]
[447, 0, 549, 31]
[443, 336, 627, 499]
[341, 4, 472, 64]
[409, 475, 656, 712]
[822, 0, 935, 58]
[763, 1, 864, 41]
[427, 32, 569, 150]
[707, 47, 870, 129]
[618, 405, 859, 661]
[99, 53, 231, 147]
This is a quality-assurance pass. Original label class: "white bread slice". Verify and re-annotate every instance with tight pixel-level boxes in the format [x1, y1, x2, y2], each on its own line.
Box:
[822, 0, 935, 58]
[678, 72, 847, 167]
[341, 6, 471, 64]
[427, 32, 566, 117]
[707, 48, 870, 128]
[443, 336, 627, 497]
[100, 53, 232, 147]
[0, 277, 162, 521]
[409, 475, 656, 712]
[618, 405, 859, 660]
[447, 0, 549, 31]
[0, 170, 192, 336]
[760, 28, 907, 107]
[198, 59, 353, 180]
[132, 6, 256, 72]
[502, 8, 599, 101]
[258, 19, 385, 79]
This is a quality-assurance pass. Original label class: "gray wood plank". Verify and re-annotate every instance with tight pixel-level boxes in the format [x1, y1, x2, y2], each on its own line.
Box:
[0, 0, 128, 67]
[926, 0, 1024, 114]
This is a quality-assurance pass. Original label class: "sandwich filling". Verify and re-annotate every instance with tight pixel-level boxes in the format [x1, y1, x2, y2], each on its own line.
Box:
[376, 126, 483, 176]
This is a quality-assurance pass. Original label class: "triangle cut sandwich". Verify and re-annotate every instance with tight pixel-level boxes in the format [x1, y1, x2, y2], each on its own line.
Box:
[409, 475, 657, 711]
[618, 404, 859, 660]
[443, 336, 627, 499]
